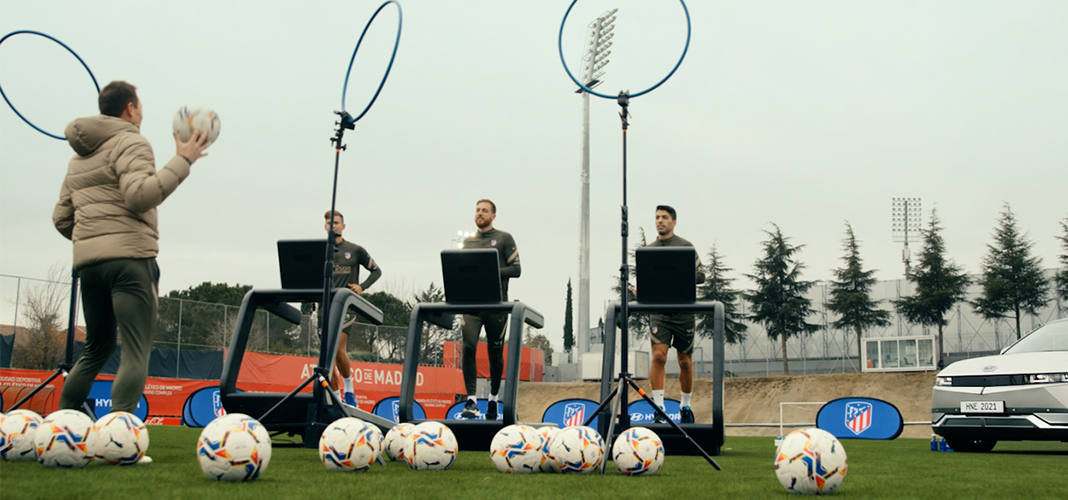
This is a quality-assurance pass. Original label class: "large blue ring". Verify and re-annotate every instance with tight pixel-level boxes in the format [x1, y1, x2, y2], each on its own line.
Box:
[341, 1, 403, 123]
[558, 0, 690, 99]
[0, 30, 100, 140]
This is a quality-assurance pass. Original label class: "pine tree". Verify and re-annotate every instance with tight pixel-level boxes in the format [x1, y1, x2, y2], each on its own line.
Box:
[1055, 218, 1068, 302]
[744, 224, 819, 375]
[696, 244, 747, 344]
[972, 204, 1050, 339]
[824, 222, 891, 370]
[563, 279, 574, 356]
[893, 209, 971, 367]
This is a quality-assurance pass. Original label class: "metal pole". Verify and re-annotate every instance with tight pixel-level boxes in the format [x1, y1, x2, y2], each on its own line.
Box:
[578, 89, 591, 361]
[177, 299, 183, 378]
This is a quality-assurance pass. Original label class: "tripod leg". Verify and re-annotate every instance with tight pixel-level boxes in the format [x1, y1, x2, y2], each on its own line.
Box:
[626, 377, 721, 471]
[598, 377, 627, 474]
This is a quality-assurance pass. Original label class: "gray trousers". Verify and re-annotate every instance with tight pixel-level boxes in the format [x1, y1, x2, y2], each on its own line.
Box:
[460, 312, 507, 396]
[59, 258, 159, 414]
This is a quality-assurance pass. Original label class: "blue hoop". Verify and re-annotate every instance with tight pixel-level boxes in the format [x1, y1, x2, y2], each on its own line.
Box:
[558, 0, 690, 99]
[0, 30, 100, 140]
[341, 1, 403, 123]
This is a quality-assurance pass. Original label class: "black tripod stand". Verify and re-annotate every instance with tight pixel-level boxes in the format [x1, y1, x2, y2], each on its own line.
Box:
[582, 92, 721, 472]
[8, 269, 95, 419]
[257, 111, 355, 441]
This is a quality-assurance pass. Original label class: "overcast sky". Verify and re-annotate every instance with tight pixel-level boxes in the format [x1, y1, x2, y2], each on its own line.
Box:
[2, 0, 1066, 354]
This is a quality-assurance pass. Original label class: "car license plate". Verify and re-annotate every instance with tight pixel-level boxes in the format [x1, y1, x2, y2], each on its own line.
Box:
[961, 401, 1004, 413]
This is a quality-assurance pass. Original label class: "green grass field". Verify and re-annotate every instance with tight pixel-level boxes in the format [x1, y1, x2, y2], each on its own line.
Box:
[2, 426, 1066, 499]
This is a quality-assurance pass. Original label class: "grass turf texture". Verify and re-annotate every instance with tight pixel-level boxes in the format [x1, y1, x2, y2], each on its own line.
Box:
[2, 426, 1065, 499]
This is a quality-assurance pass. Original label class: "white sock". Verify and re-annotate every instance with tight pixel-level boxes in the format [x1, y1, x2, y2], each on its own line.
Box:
[468, 395, 477, 403]
[653, 390, 665, 410]
[680, 392, 692, 408]
[343, 376, 354, 393]
[489, 394, 498, 402]
[334, 390, 342, 401]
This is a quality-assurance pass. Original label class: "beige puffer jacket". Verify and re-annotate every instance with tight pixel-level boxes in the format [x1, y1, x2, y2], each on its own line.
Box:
[53, 115, 191, 269]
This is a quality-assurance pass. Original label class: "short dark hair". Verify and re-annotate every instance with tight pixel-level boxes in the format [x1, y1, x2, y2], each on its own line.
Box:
[477, 199, 496, 214]
[324, 210, 344, 222]
[656, 205, 676, 220]
[98, 81, 138, 117]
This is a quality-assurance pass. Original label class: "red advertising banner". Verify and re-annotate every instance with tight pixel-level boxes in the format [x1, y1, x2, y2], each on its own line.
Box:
[442, 341, 544, 382]
[2, 354, 464, 421]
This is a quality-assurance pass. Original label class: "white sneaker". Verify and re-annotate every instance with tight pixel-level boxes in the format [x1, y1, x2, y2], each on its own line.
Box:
[138, 455, 153, 464]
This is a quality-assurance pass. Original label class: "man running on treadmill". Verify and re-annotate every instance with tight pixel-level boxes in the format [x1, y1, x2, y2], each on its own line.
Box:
[459, 199, 520, 420]
[325, 210, 381, 406]
[646, 205, 704, 424]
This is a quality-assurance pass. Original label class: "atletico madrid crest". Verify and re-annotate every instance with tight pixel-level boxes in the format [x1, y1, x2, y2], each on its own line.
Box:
[844, 402, 872, 435]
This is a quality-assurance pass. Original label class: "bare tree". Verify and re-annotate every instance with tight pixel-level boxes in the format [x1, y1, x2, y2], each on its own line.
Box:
[13, 265, 71, 370]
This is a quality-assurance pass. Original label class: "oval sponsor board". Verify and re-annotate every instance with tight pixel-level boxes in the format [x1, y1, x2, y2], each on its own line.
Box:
[371, 396, 426, 423]
[541, 398, 600, 428]
[627, 399, 681, 424]
[816, 397, 903, 440]
[182, 386, 243, 428]
[445, 399, 503, 421]
[87, 380, 149, 420]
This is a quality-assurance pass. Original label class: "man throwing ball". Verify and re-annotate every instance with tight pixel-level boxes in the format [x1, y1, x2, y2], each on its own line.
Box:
[54, 81, 211, 427]
[459, 199, 521, 420]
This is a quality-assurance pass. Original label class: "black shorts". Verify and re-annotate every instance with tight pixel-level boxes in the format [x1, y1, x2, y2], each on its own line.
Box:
[649, 313, 696, 354]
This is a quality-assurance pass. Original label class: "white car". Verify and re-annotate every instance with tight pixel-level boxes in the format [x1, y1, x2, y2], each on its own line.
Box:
[931, 318, 1068, 452]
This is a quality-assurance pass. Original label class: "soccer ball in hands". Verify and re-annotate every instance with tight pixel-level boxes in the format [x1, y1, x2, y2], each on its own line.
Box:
[35, 409, 94, 468]
[319, 418, 378, 472]
[196, 413, 271, 481]
[403, 421, 457, 470]
[490, 424, 544, 474]
[384, 422, 416, 461]
[774, 428, 848, 494]
[1, 409, 42, 462]
[548, 426, 603, 474]
[172, 104, 221, 144]
[87, 411, 149, 465]
[537, 426, 561, 472]
[612, 427, 664, 475]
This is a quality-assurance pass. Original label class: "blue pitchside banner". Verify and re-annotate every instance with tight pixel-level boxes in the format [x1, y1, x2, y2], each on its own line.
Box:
[444, 399, 503, 421]
[87, 380, 148, 420]
[182, 386, 243, 428]
[627, 399, 681, 424]
[817, 397, 903, 440]
[372, 396, 426, 423]
[541, 399, 600, 428]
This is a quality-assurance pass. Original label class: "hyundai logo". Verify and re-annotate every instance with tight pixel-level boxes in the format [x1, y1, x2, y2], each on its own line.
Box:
[982, 365, 997, 373]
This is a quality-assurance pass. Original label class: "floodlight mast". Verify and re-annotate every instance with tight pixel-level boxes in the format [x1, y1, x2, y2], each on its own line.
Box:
[576, 8, 617, 361]
[891, 198, 922, 277]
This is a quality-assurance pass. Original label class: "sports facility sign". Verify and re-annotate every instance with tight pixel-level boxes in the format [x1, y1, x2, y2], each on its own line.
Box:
[627, 399, 681, 424]
[542, 398, 599, 428]
[816, 397, 903, 440]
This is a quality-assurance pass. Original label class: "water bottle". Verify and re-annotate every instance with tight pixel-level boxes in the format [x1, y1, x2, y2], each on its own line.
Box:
[930, 435, 938, 451]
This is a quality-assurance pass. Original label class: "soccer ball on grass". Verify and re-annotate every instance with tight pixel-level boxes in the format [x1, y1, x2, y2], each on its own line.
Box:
[35, 409, 94, 468]
[774, 428, 848, 494]
[548, 425, 603, 474]
[196, 413, 271, 481]
[489, 424, 544, 474]
[384, 422, 416, 461]
[87, 411, 149, 465]
[403, 421, 457, 470]
[612, 427, 664, 475]
[318, 417, 378, 472]
[1, 409, 42, 462]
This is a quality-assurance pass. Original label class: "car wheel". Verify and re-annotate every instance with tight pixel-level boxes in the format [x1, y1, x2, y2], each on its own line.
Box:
[944, 436, 997, 453]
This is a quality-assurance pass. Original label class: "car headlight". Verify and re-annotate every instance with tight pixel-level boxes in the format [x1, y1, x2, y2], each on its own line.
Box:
[935, 376, 952, 386]
[1026, 373, 1068, 384]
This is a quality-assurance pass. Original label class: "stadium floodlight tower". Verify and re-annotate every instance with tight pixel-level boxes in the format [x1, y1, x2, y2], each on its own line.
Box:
[575, 8, 616, 361]
[891, 198, 922, 277]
